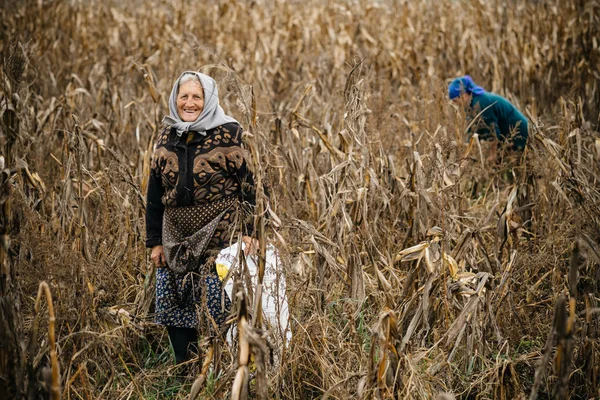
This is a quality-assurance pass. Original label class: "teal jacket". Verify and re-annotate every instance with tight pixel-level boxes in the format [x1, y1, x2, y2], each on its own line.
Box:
[469, 92, 528, 150]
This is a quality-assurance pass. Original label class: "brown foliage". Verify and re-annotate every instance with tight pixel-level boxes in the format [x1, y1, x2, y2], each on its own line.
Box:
[0, 0, 599, 398]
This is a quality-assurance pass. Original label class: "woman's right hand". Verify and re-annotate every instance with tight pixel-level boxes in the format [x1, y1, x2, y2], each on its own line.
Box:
[151, 245, 166, 268]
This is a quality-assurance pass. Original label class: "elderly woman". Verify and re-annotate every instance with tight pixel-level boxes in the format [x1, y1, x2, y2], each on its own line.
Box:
[146, 71, 257, 364]
[449, 76, 528, 150]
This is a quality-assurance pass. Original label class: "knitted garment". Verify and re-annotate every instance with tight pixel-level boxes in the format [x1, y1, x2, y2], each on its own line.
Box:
[145, 123, 256, 248]
[146, 123, 257, 332]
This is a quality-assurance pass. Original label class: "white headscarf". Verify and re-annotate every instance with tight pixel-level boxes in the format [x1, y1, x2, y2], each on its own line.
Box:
[162, 71, 239, 137]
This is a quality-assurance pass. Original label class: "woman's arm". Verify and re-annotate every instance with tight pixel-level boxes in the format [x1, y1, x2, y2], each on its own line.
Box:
[145, 169, 165, 248]
[471, 96, 499, 140]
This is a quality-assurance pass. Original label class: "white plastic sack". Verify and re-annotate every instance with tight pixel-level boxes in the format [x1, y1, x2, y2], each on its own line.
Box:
[216, 243, 291, 345]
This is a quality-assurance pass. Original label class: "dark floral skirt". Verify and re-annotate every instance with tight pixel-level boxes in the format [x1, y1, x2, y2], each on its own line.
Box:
[155, 266, 231, 333]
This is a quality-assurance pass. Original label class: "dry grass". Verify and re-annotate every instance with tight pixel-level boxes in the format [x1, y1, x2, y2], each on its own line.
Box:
[1, 0, 599, 399]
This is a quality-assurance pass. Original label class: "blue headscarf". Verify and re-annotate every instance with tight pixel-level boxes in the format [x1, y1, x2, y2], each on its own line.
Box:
[448, 76, 485, 100]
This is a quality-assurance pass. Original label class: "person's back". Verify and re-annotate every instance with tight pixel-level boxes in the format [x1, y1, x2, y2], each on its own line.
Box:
[471, 91, 528, 150]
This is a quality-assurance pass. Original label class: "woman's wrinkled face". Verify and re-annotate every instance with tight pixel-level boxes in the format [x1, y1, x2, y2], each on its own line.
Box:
[176, 79, 204, 122]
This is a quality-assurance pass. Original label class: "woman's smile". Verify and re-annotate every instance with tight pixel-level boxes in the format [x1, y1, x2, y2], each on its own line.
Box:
[176, 80, 205, 122]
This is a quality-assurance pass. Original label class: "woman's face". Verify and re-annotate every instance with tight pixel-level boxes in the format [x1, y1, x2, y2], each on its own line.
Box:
[452, 92, 472, 107]
[176, 80, 204, 122]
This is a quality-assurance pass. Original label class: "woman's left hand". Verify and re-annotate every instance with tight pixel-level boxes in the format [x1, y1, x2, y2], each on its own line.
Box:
[242, 236, 259, 257]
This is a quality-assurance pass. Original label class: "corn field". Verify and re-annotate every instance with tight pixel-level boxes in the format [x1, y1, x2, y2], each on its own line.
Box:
[1, 0, 599, 399]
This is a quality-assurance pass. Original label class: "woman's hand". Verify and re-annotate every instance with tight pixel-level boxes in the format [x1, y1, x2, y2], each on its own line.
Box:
[242, 236, 259, 257]
[151, 245, 166, 267]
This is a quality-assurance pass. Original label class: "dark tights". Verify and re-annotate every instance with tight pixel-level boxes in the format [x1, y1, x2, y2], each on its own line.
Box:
[167, 326, 198, 364]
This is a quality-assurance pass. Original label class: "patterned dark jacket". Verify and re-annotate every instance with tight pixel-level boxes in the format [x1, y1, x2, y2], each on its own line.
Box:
[145, 122, 256, 248]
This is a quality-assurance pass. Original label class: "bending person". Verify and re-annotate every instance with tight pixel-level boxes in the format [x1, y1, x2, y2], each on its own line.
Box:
[449, 75, 528, 150]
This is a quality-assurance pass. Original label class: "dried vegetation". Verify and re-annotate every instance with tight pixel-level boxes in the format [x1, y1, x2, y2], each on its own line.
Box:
[1, 0, 599, 399]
